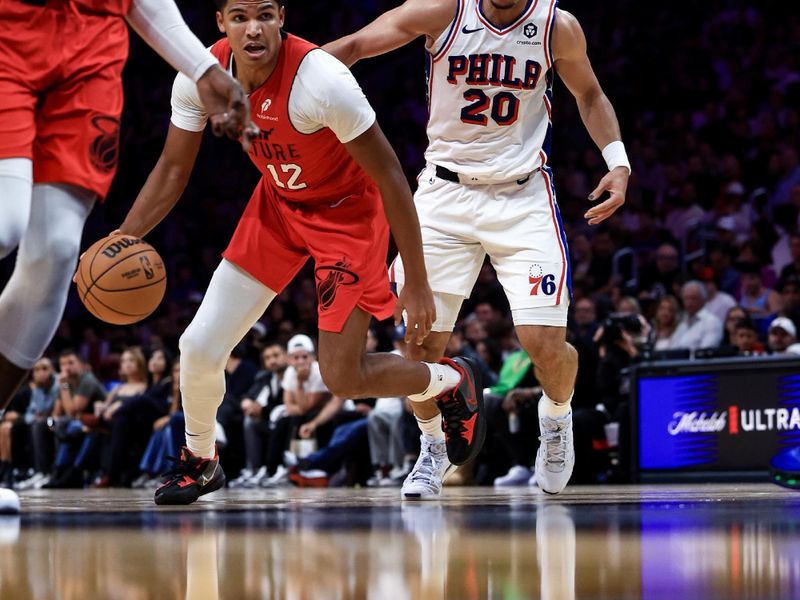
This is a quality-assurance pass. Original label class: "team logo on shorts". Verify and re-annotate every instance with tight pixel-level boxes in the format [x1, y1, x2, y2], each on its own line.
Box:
[529, 264, 557, 296]
[315, 260, 359, 311]
[89, 116, 121, 174]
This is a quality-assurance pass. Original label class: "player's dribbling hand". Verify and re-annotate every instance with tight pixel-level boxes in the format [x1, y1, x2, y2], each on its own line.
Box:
[584, 166, 629, 225]
[394, 280, 436, 346]
[196, 65, 259, 152]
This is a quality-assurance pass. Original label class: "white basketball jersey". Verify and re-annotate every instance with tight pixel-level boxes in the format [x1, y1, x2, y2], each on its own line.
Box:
[425, 0, 558, 182]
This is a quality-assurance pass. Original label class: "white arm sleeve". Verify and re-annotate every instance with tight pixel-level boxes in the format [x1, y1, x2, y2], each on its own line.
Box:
[289, 50, 376, 144]
[126, 0, 219, 83]
[170, 72, 208, 132]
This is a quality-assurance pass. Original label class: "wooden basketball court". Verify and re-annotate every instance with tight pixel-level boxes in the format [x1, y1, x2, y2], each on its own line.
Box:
[1, 484, 798, 599]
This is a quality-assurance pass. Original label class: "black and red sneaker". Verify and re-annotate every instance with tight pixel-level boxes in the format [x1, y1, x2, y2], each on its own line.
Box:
[435, 356, 486, 465]
[154, 446, 226, 506]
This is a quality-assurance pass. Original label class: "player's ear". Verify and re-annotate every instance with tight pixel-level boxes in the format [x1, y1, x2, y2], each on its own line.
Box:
[279, 6, 285, 27]
[216, 11, 225, 33]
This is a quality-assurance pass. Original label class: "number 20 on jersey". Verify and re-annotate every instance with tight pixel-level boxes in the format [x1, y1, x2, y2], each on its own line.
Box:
[447, 54, 543, 127]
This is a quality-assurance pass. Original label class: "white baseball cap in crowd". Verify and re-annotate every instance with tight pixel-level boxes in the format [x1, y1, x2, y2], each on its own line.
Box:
[287, 334, 315, 355]
[769, 317, 797, 338]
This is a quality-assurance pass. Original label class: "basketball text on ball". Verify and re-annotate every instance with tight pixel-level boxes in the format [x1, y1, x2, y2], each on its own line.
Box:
[100, 237, 143, 259]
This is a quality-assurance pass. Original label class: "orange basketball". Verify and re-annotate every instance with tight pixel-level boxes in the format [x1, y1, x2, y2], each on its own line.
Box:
[75, 234, 167, 325]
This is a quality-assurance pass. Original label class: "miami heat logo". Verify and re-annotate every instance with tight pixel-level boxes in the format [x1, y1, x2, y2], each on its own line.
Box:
[315, 260, 359, 311]
[89, 116, 121, 173]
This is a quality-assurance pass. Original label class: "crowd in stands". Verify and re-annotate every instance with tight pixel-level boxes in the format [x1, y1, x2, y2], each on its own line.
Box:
[0, 1, 798, 490]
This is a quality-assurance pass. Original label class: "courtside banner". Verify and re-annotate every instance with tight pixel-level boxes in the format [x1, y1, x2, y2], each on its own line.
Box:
[632, 357, 800, 473]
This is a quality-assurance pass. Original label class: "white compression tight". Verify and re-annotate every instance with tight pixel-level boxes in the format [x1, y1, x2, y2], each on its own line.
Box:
[179, 259, 277, 459]
[0, 159, 32, 261]
[0, 160, 95, 369]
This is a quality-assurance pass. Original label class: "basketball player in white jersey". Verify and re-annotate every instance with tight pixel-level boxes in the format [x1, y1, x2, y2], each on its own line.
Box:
[327, 0, 630, 497]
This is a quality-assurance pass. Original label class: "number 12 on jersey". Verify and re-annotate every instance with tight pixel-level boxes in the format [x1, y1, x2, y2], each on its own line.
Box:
[461, 90, 520, 127]
[266, 163, 307, 190]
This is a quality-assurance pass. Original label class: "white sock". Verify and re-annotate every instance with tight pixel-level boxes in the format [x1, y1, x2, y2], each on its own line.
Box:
[539, 392, 573, 419]
[407, 362, 461, 402]
[416, 414, 445, 442]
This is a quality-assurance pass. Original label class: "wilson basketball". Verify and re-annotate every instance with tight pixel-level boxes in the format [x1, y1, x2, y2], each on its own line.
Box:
[75, 234, 167, 325]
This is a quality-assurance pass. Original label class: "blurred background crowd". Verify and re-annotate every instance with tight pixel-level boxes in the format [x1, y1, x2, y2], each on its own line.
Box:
[0, 0, 798, 491]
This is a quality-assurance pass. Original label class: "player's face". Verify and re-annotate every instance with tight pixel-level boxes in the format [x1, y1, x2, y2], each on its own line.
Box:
[217, 1, 285, 68]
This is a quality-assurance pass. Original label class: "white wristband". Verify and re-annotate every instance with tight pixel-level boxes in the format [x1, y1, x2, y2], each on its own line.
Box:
[602, 141, 631, 173]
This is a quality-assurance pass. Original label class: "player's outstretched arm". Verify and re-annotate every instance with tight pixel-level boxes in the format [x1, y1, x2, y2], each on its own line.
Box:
[323, 0, 455, 67]
[126, 0, 256, 149]
[553, 9, 630, 225]
[344, 124, 436, 345]
[118, 125, 202, 238]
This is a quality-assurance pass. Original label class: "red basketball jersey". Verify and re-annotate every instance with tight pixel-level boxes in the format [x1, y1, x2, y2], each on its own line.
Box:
[210, 35, 372, 205]
[72, 0, 131, 16]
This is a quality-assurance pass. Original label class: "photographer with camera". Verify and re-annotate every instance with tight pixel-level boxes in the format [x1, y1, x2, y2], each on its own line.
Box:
[593, 310, 649, 481]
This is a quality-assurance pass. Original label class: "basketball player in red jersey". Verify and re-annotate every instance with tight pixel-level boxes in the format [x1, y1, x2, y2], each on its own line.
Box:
[0, 0, 256, 513]
[114, 0, 486, 505]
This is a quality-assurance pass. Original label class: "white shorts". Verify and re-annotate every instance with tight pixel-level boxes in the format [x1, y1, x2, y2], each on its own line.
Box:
[391, 164, 570, 329]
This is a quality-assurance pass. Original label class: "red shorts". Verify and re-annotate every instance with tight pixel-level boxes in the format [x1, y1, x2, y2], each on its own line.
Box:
[223, 180, 396, 333]
[0, 0, 128, 199]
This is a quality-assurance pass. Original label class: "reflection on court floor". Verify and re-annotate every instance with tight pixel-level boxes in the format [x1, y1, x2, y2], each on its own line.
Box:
[0, 485, 797, 599]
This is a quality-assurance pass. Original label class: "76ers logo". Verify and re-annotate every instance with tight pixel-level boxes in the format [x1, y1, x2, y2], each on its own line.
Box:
[529, 264, 556, 296]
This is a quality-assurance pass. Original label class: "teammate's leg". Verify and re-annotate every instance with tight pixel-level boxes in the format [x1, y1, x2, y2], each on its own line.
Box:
[155, 259, 277, 505]
[0, 158, 32, 259]
[0, 182, 94, 409]
[0, 158, 34, 412]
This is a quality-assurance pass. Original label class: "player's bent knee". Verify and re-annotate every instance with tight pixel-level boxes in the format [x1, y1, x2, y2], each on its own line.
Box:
[25, 234, 82, 281]
[520, 327, 569, 364]
[178, 330, 227, 373]
[319, 363, 365, 399]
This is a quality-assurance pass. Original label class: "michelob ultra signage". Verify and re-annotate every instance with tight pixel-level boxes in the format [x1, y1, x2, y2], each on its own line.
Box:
[633, 357, 800, 473]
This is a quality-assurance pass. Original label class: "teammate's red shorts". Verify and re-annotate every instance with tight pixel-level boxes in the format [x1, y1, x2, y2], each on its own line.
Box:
[0, 0, 128, 199]
[223, 179, 396, 333]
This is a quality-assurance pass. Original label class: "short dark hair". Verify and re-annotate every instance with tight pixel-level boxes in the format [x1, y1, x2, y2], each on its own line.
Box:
[734, 318, 757, 333]
[214, 0, 284, 10]
[59, 348, 82, 362]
